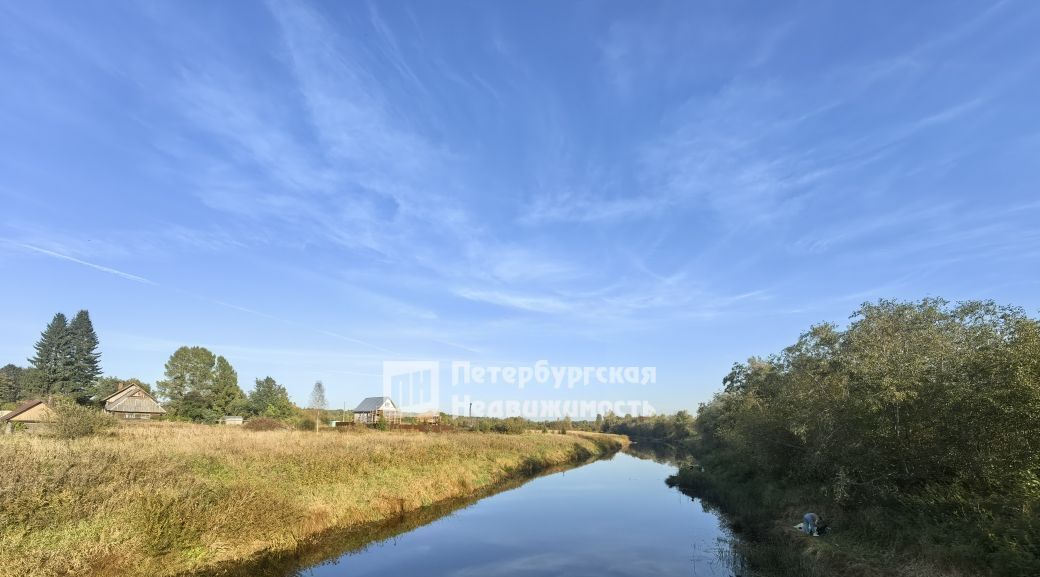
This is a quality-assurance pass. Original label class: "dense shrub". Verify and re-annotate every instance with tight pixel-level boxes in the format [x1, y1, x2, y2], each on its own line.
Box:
[686, 298, 1040, 575]
[48, 401, 116, 439]
[599, 411, 695, 445]
[490, 417, 527, 434]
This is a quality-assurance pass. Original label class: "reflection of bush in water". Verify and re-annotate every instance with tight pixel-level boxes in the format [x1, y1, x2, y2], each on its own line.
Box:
[624, 441, 694, 468]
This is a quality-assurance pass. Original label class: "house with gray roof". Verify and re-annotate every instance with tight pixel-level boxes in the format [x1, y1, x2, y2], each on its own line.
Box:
[352, 396, 399, 425]
[102, 383, 166, 420]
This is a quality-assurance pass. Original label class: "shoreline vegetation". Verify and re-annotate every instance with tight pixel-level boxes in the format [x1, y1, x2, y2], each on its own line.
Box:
[669, 299, 1040, 577]
[0, 422, 626, 577]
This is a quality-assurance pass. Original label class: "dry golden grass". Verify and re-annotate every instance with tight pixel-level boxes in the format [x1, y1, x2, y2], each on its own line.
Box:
[0, 422, 625, 577]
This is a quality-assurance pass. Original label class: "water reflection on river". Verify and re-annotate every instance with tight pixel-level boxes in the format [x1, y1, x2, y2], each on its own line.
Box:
[302, 444, 736, 577]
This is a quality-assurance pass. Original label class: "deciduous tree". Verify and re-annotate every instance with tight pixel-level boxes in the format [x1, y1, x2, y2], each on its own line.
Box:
[0, 364, 25, 404]
[248, 376, 295, 420]
[691, 298, 1040, 569]
[309, 380, 327, 431]
[157, 347, 242, 422]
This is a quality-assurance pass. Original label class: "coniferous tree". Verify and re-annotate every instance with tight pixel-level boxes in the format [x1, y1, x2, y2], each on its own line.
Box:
[211, 356, 245, 416]
[67, 310, 102, 403]
[28, 313, 74, 397]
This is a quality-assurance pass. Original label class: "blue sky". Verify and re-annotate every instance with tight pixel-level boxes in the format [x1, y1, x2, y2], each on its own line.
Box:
[2, 0, 1039, 413]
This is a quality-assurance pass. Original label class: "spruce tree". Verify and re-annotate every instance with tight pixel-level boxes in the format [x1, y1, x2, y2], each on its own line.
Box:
[211, 355, 245, 416]
[28, 313, 74, 397]
[68, 310, 102, 403]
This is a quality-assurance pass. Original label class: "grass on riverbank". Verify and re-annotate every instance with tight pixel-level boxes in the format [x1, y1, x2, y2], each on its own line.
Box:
[668, 465, 1030, 577]
[0, 422, 626, 577]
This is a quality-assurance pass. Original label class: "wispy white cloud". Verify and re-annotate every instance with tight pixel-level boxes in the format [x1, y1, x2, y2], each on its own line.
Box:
[5, 241, 156, 285]
[366, 1, 428, 96]
[520, 187, 663, 224]
[318, 330, 403, 357]
[536, 3, 1030, 232]
[455, 288, 573, 315]
[455, 276, 771, 324]
[1, 238, 406, 359]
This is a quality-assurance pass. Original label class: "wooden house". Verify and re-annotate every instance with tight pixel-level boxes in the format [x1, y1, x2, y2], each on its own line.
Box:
[1, 399, 54, 434]
[353, 396, 400, 425]
[101, 383, 166, 420]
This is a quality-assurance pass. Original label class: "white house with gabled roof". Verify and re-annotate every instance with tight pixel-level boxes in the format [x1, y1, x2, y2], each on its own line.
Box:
[352, 396, 399, 425]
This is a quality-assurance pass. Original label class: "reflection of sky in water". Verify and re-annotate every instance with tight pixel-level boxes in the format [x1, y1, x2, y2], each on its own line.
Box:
[305, 451, 734, 577]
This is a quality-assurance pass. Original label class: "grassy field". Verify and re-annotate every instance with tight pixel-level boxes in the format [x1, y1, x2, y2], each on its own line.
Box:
[0, 422, 626, 577]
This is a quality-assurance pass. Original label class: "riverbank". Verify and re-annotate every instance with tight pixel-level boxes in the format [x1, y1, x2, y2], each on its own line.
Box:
[271, 450, 731, 577]
[0, 422, 626, 577]
[672, 300, 1040, 577]
[667, 463, 1017, 577]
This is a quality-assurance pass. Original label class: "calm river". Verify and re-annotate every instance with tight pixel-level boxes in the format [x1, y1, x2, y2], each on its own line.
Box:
[299, 446, 737, 577]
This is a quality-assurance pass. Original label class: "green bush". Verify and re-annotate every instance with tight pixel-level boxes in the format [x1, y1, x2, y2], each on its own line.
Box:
[48, 401, 116, 439]
[290, 414, 314, 431]
[491, 417, 527, 434]
[684, 298, 1040, 576]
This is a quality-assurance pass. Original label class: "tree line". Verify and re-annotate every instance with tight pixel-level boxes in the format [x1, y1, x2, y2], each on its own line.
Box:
[683, 298, 1040, 575]
[596, 411, 695, 444]
[155, 345, 299, 423]
[1, 312, 312, 426]
[1, 311, 101, 405]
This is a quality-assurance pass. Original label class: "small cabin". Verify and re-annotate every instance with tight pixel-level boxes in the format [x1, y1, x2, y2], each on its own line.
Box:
[219, 416, 244, 426]
[1, 399, 54, 434]
[102, 384, 166, 420]
[353, 396, 400, 425]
